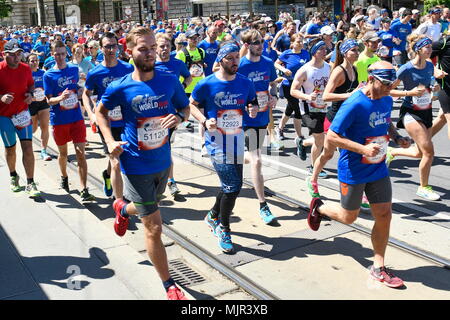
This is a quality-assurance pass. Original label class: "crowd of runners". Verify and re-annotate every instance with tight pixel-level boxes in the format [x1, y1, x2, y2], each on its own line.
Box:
[0, 4, 449, 299]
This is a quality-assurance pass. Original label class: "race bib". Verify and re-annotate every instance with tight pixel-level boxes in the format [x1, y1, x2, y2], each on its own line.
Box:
[137, 116, 168, 150]
[59, 91, 79, 110]
[33, 87, 45, 102]
[217, 109, 243, 135]
[108, 106, 123, 122]
[11, 110, 32, 129]
[378, 46, 390, 58]
[361, 135, 389, 164]
[189, 63, 204, 77]
[309, 92, 328, 113]
[412, 90, 432, 110]
[256, 91, 269, 112]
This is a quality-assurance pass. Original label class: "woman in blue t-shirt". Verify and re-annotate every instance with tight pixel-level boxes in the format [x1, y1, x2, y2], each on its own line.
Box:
[274, 33, 310, 141]
[388, 35, 442, 201]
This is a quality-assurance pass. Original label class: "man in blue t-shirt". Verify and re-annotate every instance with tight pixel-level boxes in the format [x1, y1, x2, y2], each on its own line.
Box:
[189, 42, 258, 254]
[307, 61, 411, 288]
[239, 29, 278, 225]
[198, 26, 220, 77]
[82, 32, 134, 200]
[31, 34, 50, 68]
[390, 9, 413, 66]
[154, 32, 192, 197]
[43, 40, 95, 202]
[95, 27, 189, 300]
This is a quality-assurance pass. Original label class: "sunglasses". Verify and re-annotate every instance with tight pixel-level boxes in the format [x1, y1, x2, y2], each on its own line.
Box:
[373, 75, 395, 86]
[249, 40, 263, 45]
[103, 44, 118, 50]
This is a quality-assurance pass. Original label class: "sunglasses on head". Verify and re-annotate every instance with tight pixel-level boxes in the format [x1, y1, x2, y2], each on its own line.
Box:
[249, 40, 263, 45]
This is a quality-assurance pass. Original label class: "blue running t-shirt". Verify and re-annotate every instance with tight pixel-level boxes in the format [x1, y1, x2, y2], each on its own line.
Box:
[238, 55, 277, 127]
[85, 60, 134, 128]
[278, 49, 310, 86]
[191, 73, 256, 161]
[155, 56, 191, 79]
[43, 63, 83, 125]
[101, 71, 189, 175]
[330, 89, 392, 184]
[198, 39, 219, 76]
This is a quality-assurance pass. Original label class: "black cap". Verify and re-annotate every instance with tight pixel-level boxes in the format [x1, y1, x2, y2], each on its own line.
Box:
[4, 40, 23, 53]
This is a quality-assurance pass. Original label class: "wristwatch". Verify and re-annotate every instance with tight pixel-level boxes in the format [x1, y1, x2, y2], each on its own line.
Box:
[175, 111, 186, 122]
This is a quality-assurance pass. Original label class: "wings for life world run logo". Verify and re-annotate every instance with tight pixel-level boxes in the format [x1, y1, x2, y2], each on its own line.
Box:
[368, 111, 390, 128]
[102, 76, 120, 88]
[58, 76, 77, 88]
[247, 71, 269, 83]
[214, 92, 245, 108]
[131, 94, 168, 113]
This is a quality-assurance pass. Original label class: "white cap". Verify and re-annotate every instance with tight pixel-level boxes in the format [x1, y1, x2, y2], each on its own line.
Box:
[320, 25, 334, 35]
[399, 7, 406, 14]
[412, 9, 419, 14]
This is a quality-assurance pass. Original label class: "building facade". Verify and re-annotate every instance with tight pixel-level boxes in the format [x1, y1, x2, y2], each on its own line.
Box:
[2, 0, 425, 27]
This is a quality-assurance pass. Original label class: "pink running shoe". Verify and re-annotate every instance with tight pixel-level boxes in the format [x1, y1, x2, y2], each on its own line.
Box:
[166, 285, 188, 300]
[370, 266, 404, 288]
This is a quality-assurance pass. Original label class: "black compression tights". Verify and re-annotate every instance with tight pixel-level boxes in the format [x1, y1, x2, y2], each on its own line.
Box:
[211, 191, 240, 230]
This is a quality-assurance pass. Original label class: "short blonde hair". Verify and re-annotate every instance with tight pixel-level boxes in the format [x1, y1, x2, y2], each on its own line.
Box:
[126, 26, 154, 49]
[87, 40, 99, 49]
[155, 32, 172, 43]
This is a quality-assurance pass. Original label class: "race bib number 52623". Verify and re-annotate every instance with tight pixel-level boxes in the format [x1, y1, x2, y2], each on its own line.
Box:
[137, 116, 168, 150]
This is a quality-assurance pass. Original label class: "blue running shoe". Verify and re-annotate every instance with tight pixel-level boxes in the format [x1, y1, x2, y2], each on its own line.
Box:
[204, 211, 220, 236]
[102, 170, 113, 197]
[259, 205, 276, 224]
[215, 226, 234, 253]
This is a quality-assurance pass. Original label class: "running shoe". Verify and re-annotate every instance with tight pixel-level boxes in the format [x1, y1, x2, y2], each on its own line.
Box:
[385, 146, 395, 167]
[215, 226, 234, 253]
[166, 285, 188, 300]
[40, 149, 52, 161]
[269, 140, 284, 151]
[182, 121, 193, 129]
[113, 199, 129, 237]
[259, 205, 276, 224]
[360, 194, 370, 209]
[10, 175, 21, 192]
[369, 265, 404, 288]
[307, 165, 328, 179]
[102, 170, 113, 197]
[168, 181, 180, 196]
[416, 186, 441, 201]
[26, 182, 41, 197]
[306, 177, 321, 198]
[201, 144, 209, 157]
[295, 136, 307, 161]
[204, 211, 220, 236]
[308, 197, 323, 231]
[80, 188, 95, 202]
[275, 126, 285, 140]
[60, 176, 69, 193]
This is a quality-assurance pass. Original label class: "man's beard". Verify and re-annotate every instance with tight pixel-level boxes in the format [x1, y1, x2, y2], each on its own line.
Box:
[135, 58, 154, 72]
[222, 63, 237, 76]
[249, 47, 262, 57]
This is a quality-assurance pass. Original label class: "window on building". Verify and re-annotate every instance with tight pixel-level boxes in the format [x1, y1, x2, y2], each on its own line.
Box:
[113, 1, 123, 21]
[58, 5, 66, 24]
[263, 0, 302, 5]
[193, 4, 203, 17]
[29, 7, 38, 26]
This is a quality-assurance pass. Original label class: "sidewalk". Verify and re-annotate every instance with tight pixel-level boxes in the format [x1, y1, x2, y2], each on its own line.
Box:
[0, 155, 183, 300]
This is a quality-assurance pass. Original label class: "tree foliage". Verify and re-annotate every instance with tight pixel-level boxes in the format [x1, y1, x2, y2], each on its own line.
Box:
[0, 0, 13, 19]
[423, 0, 450, 13]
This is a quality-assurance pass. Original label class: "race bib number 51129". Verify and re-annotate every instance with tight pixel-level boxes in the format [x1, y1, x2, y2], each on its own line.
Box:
[137, 116, 168, 150]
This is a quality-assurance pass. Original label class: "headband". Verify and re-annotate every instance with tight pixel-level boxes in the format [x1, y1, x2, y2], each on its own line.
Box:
[413, 37, 432, 52]
[368, 68, 397, 82]
[310, 40, 325, 57]
[216, 43, 240, 62]
[429, 8, 442, 14]
[340, 39, 359, 55]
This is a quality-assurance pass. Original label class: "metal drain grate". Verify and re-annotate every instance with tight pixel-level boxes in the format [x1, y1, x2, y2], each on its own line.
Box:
[168, 259, 207, 287]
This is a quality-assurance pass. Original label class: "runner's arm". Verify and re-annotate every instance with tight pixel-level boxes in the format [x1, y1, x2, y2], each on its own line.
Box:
[81, 88, 97, 123]
[327, 129, 380, 157]
[323, 68, 349, 102]
[290, 69, 310, 101]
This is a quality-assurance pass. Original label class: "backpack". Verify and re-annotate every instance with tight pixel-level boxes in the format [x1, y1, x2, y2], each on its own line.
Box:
[182, 47, 205, 70]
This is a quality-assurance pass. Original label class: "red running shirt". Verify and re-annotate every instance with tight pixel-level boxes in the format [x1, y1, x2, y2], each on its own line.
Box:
[0, 61, 34, 117]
